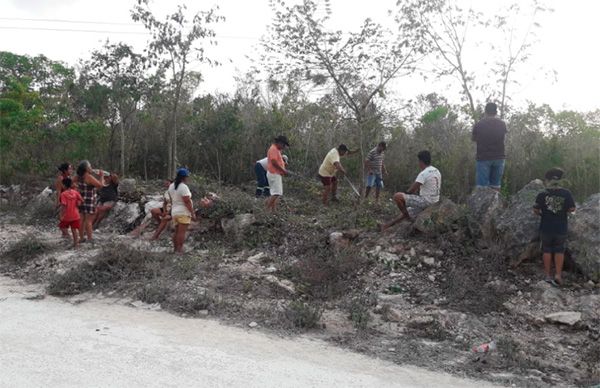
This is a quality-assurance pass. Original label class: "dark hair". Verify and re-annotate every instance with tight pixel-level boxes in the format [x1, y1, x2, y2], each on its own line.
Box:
[58, 163, 70, 173]
[417, 150, 431, 166]
[338, 144, 349, 152]
[545, 167, 564, 181]
[76, 160, 90, 178]
[485, 102, 498, 115]
[378, 141, 387, 149]
[62, 177, 72, 189]
[174, 173, 186, 190]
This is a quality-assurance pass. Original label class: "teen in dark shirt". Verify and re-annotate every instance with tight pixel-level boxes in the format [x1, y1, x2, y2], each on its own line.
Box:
[533, 168, 576, 286]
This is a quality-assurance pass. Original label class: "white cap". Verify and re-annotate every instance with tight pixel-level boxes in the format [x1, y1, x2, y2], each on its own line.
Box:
[282, 155, 289, 163]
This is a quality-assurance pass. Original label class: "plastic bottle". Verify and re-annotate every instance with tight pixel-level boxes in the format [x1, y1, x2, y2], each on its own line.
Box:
[472, 340, 496, 353]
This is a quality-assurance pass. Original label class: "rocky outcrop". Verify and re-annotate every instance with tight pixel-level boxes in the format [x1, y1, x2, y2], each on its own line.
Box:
[569, 194, 600, 281]
[101, 201, 142, 233]
[496, 180, 544, 261]
[413, 198, 461, 234]
[119, 178, 137, 194]
[466, 187, 506, 240]
[221, 213, 256, 237]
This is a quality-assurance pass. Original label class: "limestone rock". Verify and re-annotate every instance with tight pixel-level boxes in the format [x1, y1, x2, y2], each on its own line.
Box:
[413, 198, 461, 234]
[102, 201, 142, 233]
[496, 180, 545, 260]
[221, 213, 256, 236]
[119, 178, 137, 194]
[544, 311, 581, 326]
[466, 187, 506, 240]
[569, 194, 600, 281]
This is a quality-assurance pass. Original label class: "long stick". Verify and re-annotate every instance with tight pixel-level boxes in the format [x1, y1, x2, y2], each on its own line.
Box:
[343, 176, 361, 197]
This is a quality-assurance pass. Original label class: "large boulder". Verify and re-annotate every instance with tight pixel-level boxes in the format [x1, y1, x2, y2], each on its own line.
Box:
[221, 213, 256, 237]
[569, 194, 600, 281]
[413, 198, 461, 234]
[496, 180, 545, 260]
[466, 187, 506, 240]
[119, 178, 137, 194]
[101, 201, 142, 233]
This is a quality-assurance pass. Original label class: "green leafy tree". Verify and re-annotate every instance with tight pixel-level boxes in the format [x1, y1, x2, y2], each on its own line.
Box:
[131, 0, 224, 176]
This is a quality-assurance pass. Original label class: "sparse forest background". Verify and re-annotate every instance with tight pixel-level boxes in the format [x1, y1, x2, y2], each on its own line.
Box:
[1, 0, 598, 201]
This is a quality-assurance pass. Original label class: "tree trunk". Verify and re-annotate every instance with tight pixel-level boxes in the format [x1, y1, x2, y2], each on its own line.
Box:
[119, 119, 125, 177]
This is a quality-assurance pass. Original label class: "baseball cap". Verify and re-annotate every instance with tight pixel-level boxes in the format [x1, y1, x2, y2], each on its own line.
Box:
[282, 155, 289, 163]
[274, 135, 290, 147]
[177, 167, 190, 177]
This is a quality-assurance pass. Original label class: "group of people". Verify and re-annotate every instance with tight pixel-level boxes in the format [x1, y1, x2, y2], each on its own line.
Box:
[253, 102, 576, 285]
[55, 160, 118, 247]
[53, 102, 576, 283]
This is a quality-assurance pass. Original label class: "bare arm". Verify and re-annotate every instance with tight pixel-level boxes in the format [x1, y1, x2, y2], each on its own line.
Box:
[269, 158, 287, 175]
[407, 181, 422, 195]
[533, 208, 541, 216]
[85, 173, 105, 189]
[333, 161, 346, 175]
[55, 178, 62, 205]
[183, 196, 196, 220]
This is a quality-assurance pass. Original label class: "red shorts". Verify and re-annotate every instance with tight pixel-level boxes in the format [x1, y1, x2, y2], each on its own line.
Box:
[59, 219, 81, 229]
[319, 175, 337, 186]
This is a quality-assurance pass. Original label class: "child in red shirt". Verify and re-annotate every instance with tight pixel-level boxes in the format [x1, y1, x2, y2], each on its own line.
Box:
[59, 178, 83, 247]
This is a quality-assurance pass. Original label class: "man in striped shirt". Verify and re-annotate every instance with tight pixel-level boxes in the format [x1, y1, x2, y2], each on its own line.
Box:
[364, 141, 387, 202]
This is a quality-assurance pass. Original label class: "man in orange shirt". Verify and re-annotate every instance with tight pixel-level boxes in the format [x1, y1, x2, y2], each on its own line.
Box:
[265, 135, 289, 212]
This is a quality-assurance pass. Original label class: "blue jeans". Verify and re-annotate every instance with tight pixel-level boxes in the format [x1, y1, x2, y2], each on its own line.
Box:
[255, 163, 270, 197]
[366, 173, 383, 188]
[476, 159, 505, 188]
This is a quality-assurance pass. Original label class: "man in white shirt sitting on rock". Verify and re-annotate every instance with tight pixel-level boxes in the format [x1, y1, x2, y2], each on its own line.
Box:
[380, 150, 441, 232]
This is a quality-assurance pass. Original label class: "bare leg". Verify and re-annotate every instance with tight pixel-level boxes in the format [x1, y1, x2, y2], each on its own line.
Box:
[270, 195, 281, 212]
[365, 186, 371, 198]
[79, 214, 86, 241]
[71, 227, 79, 247]
[93, 208, 105, 228]
[60, 226, 69, 238]
[321, 185, 330, 206]
[151, 216, 171, 240]
[174, 224, 189, 253]
[380, 193, 410, 232]
[543, 252, 552, 278]
[331, 179, 338, 200]
[85, 213, 95, 241]
[375, 187, 381, 203]
[554, 253, 565, 284]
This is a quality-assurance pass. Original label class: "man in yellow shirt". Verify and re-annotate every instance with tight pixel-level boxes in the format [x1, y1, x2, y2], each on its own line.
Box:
[318, 144, 355, 205]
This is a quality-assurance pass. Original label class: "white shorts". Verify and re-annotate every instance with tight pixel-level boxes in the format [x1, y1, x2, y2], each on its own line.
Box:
[267, 172, 283, 196]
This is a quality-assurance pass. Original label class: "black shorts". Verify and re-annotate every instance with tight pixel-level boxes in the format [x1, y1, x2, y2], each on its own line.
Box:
[541, 233, 567, 254]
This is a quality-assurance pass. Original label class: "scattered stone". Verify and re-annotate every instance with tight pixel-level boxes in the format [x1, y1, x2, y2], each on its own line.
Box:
[408, 315, 435, 327]
[247, 252, 266, 265]
[385, 307, 403, 323]
[264, 275, 296, 294]
[329, 232, 350, 249]
[485, 279, 516, 293]
[264, 266, 277, 274]
[198, 309, 209, 317]
[428, 274, 436, 282]
[422, 257, 435, 266]
[248, 321, 258, 328]
[545, 311, 582, 326]
[409, 248, 416, 257]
